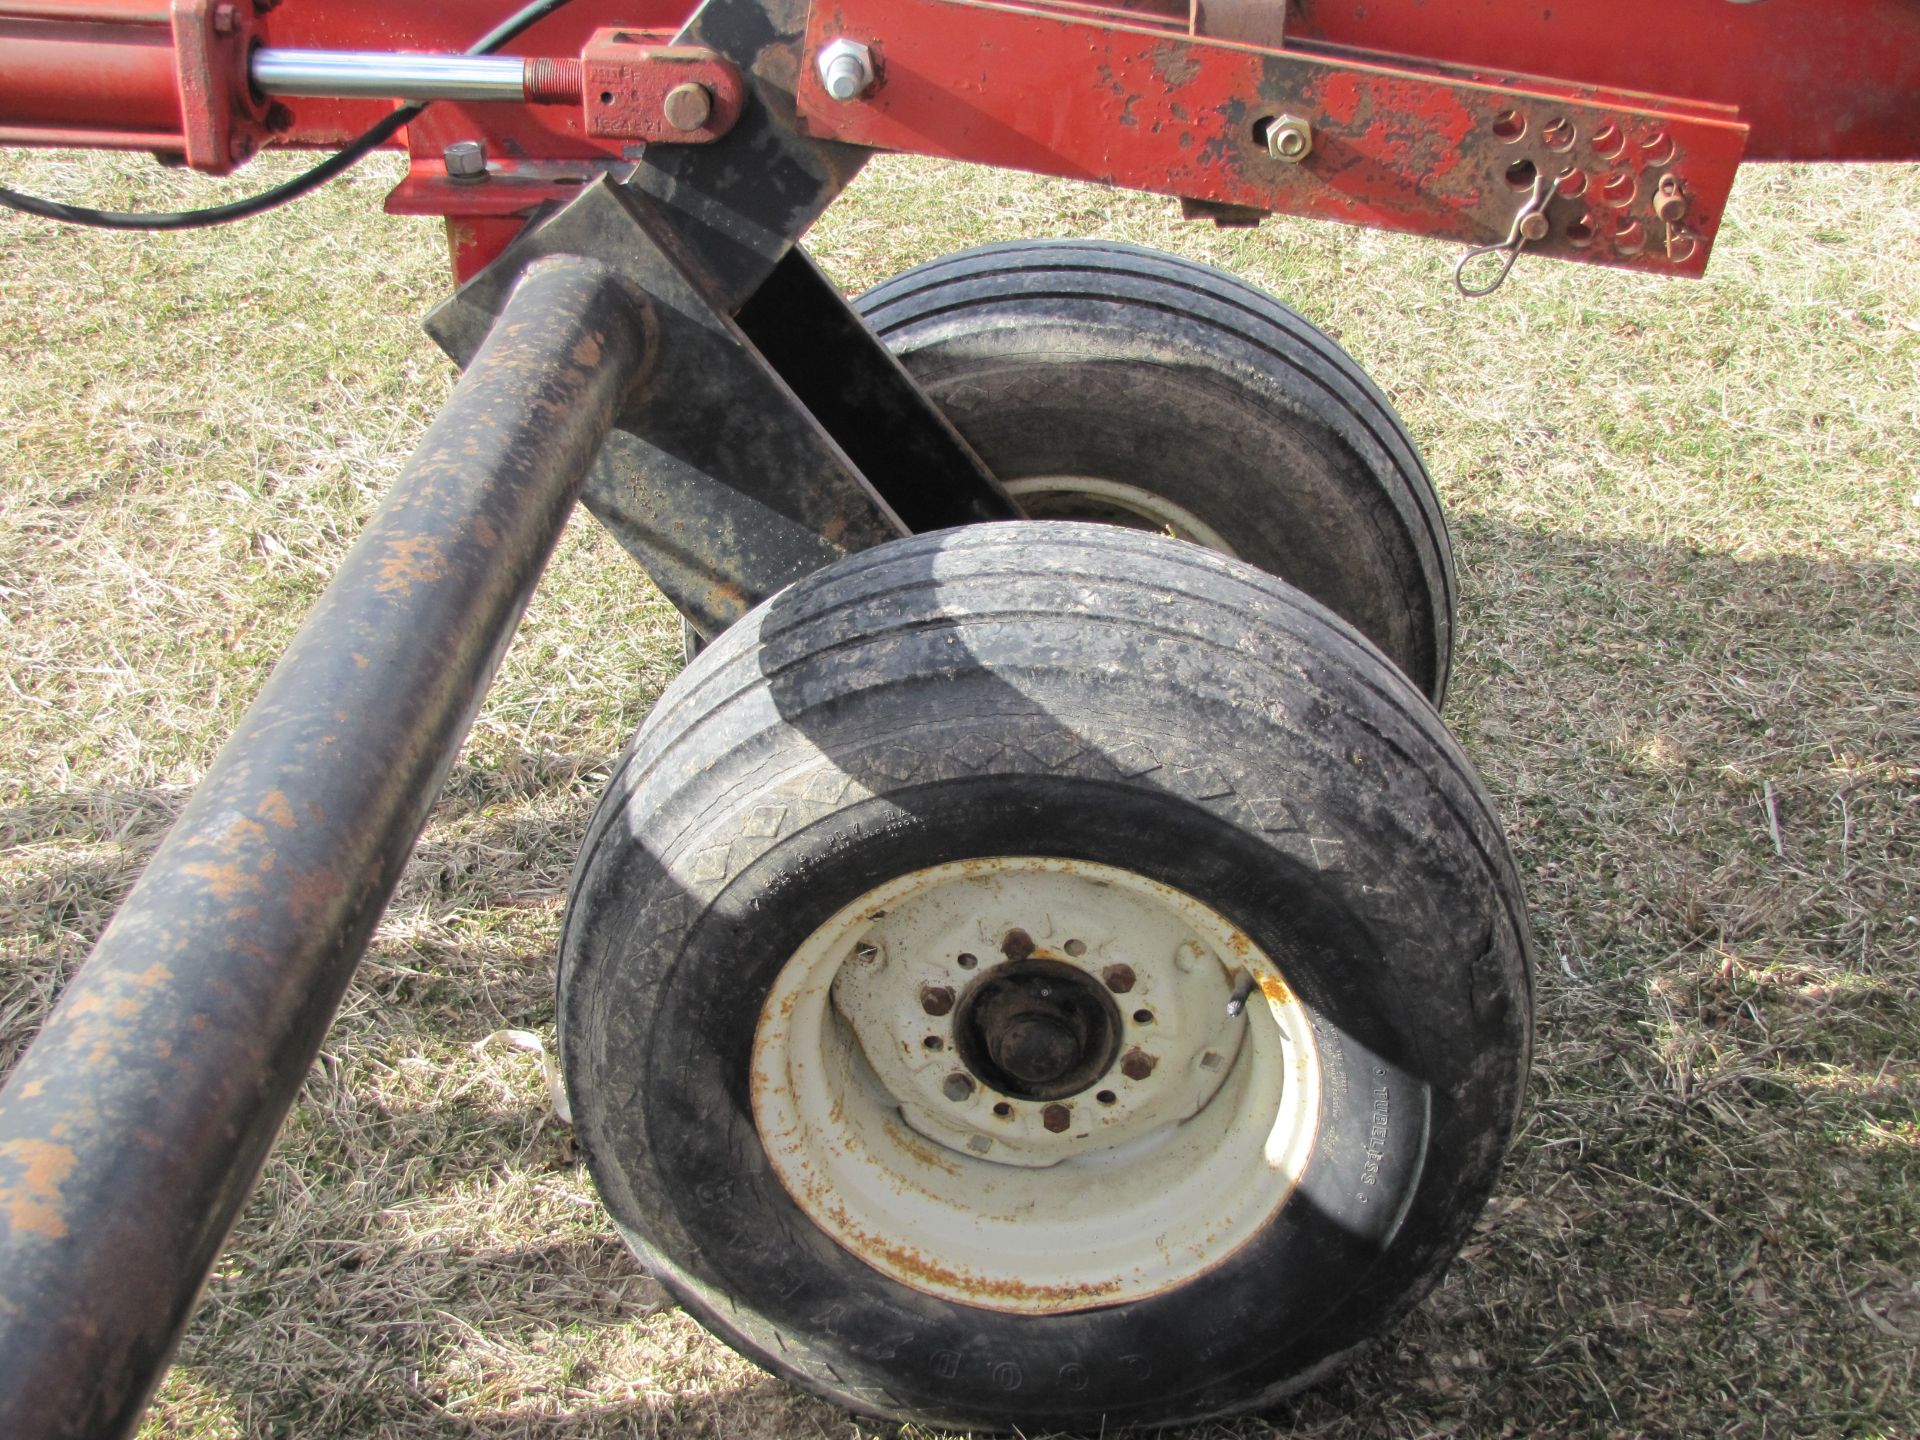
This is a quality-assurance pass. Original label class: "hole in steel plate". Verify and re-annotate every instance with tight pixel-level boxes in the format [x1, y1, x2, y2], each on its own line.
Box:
[1591, 121, 1625, 159]
[1640, 130, 1676, 166]
[1492, 108, 1526, 141]
[1542, 117, 1576, 152]
[1615, 217, 1647, 255]
[1505, 158, 1539, 190]
[1601, 171, 1637, 209]
[1556, 166, 1589, 199]
[1565, 214, 1596, 247]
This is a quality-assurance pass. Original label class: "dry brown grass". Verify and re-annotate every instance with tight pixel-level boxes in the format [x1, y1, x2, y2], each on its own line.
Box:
[1, 145, 1916, 1438]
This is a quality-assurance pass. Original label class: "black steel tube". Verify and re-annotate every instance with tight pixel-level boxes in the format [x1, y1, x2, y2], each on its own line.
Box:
[0, 253, 649, 1440]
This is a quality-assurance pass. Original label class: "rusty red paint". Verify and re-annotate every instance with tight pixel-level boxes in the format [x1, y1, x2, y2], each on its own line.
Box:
[797, 0, 1748, 276]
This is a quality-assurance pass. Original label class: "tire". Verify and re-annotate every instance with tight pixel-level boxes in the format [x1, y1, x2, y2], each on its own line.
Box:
[560, 523, 1530, 1432]
[856, 240, 1456, 705]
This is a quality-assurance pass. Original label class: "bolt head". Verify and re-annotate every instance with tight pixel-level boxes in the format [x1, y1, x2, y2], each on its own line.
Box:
[942, 1072, 974, 1102]
[1041, 1103, 1072, 1133]
[1266, 114, 1313, 163]
[662, 81, 713, 132]
[443, 140, 487, 180]
[1120, 1048, 1157, 1081]
[211, 3, 238, 33]
[1102, 963, 1136, 994]
[818, 38, 875, 101]
[919, 983, 955, 1017]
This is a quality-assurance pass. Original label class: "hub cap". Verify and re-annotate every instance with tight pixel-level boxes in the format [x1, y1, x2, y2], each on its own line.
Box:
[750, 857, 1321, 1314]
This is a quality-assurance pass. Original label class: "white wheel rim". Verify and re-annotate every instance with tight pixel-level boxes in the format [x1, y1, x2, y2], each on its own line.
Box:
[750, 857, 1320, 1315]
[1003, 475, 1241, 557]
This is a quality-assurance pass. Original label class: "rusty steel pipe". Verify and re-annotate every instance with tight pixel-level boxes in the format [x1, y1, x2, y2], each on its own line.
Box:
[0, 253, 649, 1440]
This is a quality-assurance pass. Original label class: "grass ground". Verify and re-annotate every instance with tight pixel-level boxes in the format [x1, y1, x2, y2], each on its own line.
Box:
[0, 146, 1915, 1438]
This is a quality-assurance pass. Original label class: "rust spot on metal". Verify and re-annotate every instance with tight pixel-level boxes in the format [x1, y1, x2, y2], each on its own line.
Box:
[818, 1196, 1124, 1308]
[570, 334, 604, 368]
[257, 790, 296, 830]
[287, 868, 346, 928]
[181, 861, 263, 901]
[374, 534, 448, 596]
[0, 1138, 77, 1239]
[1258, 974, 1293, 1006]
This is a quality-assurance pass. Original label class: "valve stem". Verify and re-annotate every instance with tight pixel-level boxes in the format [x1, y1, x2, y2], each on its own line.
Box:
[1225, 969, 1257, 1018]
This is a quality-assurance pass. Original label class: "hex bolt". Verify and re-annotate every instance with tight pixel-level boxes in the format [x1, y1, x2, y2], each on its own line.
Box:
[1042, 1103, 1072, 1133]
[942, 1072, 974, 1102]
[1102, 963, 1136, 994]
[662, 81, 713, 132]
[1265, 114, 1313, 163]
[211, 3, 239, 33]
[1121, 1048, 1158, 1081]
[443, 140, 488, 182]
[817, 38, 875, 101]
[919, 983, 955, 1016]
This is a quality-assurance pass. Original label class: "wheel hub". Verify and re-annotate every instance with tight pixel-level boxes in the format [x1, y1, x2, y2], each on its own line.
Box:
[750, 856, 1322, 1314]
[956, 957, 1121, 1100]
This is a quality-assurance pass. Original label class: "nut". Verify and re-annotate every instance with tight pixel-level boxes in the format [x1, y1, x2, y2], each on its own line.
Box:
[443, 140, 488, 181]
[662, 81, 713, 132]
[817, 38, 875, 102]
[1102, 963, 1136, 994]
[1120, 1048, 1157, 1081]
[919, 983, 955, 1017]
[1265, 114, 1313, 163]
[942, 1072, 974, 1102]
[1041, 1103, 1072, 1133]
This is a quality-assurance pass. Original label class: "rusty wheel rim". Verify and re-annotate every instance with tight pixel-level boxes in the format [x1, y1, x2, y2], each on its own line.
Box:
[750, 856, 1321, 1315]
[1002, 475, 1240, 556]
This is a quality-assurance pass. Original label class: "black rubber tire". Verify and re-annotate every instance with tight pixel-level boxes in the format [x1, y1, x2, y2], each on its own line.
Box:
[856, 239, 1456, 706]
[561, 523, 1530, 1432]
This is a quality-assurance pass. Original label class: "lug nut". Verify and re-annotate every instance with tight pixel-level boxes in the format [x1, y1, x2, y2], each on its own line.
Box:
[817, 38, 875, 101]
[1102, 964, 1136, 994]
[942, 1072, 974, 1102]
[1042, 1103, 1072, 1133]
[1265, 114, 1313, 163]
[919, 983, 955, 1016]
[443, 140, 488, 182]
[662, 81, 713, 132]
[1120, 1048, 1157, 1081]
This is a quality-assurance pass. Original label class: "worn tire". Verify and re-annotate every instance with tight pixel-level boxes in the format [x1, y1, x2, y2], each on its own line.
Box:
[857, 240, 1456, 705]
[561, 523, 1529, 1432]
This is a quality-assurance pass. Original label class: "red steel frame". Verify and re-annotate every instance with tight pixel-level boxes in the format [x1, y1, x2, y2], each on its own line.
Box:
[2, 0, 1917, 283]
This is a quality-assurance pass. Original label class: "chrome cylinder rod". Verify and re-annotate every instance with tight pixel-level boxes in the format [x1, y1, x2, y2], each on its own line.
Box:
[251, 48, 528, 101]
